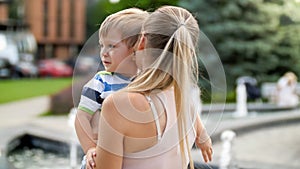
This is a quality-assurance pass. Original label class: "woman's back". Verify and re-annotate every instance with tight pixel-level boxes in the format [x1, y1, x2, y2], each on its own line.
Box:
[121, 89, 196, 169]
[97, 88, 196, 169]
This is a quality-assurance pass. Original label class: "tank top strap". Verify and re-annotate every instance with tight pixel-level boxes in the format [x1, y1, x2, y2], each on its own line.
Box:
[145, 95, 162, 141]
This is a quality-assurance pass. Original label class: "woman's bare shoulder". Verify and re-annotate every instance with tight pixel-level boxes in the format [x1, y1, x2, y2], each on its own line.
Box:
[101, 91, 150, 133]
[104, 91, 149, 111]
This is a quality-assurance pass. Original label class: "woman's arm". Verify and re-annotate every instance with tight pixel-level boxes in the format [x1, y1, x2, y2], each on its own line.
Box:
[195, 114, 213, 163]
[94, 95, 125, 169]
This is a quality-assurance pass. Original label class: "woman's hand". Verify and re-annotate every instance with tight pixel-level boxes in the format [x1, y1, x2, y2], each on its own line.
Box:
[86, 147, 97, 169]
[195, 137, 213, 163]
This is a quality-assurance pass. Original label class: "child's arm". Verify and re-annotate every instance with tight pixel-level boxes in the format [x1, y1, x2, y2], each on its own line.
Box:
[75, 109, 97, 153]
[195, 113, 213, 163]
[75, 73, 104, 154]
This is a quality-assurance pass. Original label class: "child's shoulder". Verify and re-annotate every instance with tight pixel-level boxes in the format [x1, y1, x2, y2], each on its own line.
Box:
[96, 71, 112, 76]
[93, 71, 113, 79]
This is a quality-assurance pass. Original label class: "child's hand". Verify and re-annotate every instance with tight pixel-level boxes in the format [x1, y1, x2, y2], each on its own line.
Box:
[195, 137, 213, 163]
[86, 147, 97, 169]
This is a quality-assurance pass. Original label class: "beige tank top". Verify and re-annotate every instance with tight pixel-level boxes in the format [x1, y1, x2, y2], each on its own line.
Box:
[122, 90, 197, 169]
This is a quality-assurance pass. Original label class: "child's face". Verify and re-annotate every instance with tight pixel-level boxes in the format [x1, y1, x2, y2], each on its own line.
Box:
[99, 29, 134, 73]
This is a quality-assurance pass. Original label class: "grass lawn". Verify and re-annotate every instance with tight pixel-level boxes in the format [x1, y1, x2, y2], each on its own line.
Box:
[0, 78, 72, 104]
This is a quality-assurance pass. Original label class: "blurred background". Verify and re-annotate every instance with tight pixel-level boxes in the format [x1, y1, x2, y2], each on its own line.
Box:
[1, 0, 300, 168]
[0, 0, 300, 108]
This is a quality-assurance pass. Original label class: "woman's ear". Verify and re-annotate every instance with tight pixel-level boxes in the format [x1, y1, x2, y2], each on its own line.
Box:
[137, 34, 146, 50]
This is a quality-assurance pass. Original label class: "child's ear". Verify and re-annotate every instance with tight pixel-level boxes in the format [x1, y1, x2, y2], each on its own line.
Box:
[137, 34, 146, 50]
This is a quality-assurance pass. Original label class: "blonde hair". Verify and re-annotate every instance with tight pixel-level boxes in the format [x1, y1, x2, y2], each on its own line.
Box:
[127, 6, 200, 169]
[284, 72, 297, 85]
[99, 8, 149, 48]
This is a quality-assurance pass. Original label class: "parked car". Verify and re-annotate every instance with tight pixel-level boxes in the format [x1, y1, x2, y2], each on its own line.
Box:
[0, 58, 12, 78]
[0, 30, 38, 78]
[0, 33, 19, 78]
[38, 59, 73, 77]
[13, 53, 38, 78]
[66, 55, 102, 76]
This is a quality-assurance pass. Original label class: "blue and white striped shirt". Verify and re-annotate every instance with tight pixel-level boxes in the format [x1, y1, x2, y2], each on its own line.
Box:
[78, 71, 132, 115]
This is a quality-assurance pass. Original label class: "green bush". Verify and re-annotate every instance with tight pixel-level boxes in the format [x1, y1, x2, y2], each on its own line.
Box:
[49, 78, 87, 115]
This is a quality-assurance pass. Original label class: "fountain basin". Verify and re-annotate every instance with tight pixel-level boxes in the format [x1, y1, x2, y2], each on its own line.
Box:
[3, 133, 83, 169]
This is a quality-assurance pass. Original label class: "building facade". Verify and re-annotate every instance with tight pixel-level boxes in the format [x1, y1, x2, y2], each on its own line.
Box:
[0, 0, 10, 22]
[24, 0, 86, 60]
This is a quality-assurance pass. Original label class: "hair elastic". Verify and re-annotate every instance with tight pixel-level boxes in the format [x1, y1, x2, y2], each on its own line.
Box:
[177, 23, 185, 29]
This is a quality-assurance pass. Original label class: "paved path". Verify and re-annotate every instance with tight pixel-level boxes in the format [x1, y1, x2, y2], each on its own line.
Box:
[1, 96, 300, 169]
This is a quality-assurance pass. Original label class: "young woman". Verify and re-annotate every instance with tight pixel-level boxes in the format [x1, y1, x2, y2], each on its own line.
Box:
[92, 6, 213, 169]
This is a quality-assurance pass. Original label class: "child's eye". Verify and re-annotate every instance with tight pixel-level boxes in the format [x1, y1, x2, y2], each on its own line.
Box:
[108, 44, 116, 48]
[98, 44, 103, 48]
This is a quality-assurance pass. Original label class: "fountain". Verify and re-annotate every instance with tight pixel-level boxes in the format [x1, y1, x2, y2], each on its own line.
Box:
[68, 107, 79, 169]
[5, 109, 83, 169]
[233, 83, 248, 118]
[6, 134, 71, 169]
[219, 130, 236, 169]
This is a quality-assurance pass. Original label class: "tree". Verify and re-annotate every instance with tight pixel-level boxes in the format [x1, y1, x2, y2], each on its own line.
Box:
[86, 0, 179, 37]
[180, 0, 300, 91]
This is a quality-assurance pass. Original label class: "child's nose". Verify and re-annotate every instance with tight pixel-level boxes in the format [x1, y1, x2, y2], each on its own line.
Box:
[101, 48, 109, 57]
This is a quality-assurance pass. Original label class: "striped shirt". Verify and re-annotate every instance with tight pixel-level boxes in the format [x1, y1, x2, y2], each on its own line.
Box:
[78, 71, 132, 115]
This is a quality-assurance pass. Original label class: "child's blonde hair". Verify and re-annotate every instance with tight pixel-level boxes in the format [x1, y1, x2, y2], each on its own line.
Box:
[99, 8, 149, 48]
[127, 6, 200, 169]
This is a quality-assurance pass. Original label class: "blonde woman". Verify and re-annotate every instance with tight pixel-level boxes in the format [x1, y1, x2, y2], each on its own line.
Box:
[93, 6, 213, 169]
[276, 72, 299, 107]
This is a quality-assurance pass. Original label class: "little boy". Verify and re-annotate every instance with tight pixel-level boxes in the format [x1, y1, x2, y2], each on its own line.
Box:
[74, 8, 149, 169]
